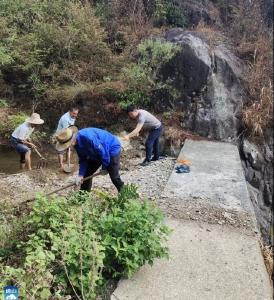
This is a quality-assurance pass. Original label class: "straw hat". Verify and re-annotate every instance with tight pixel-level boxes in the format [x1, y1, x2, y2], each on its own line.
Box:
[26, 113, 44, 125]
[55, 126, 78, 152]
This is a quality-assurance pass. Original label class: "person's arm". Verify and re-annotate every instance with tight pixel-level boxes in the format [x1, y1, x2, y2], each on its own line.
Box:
[124, 123, 144, 140]
[22, 140, 37, 148]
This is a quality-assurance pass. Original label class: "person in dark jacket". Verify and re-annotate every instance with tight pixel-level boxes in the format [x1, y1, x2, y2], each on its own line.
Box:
[55, 126, 124, 191]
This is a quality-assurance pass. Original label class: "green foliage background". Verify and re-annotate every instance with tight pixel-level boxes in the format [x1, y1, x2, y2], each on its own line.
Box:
[0, 0, 112, 99]
[120, 39, 181, 107]
[0, 0, 186, 114]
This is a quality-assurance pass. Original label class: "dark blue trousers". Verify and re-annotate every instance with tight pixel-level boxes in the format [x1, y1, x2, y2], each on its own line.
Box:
[80, 153, 124, 192]
[145, 125, 163, 161]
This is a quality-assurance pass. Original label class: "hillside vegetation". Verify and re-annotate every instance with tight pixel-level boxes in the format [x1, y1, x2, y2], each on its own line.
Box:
[0, 0, 272, 138]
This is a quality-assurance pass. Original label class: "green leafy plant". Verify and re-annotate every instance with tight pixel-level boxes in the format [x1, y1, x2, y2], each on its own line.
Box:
[0, 98, 8, 107]
[0, 0, 112, 99]
[0, 112, 28, 139]
[120, 39, 181, 107]
[153, 0, 187, 27]
[0, 185, 170, 299]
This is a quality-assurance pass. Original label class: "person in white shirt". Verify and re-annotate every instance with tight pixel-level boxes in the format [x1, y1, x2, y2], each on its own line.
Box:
[55, 107, 79, 169]
[10, 113, 44, 170]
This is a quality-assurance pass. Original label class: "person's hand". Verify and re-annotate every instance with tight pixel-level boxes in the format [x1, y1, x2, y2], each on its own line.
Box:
[99, 169, 108, 176]
[75, 175, 83, 186]
[27, 142, 36, 148]
[123, 135, 130, 141]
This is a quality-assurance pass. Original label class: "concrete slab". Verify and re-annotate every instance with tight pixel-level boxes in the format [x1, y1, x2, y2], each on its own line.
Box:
[112, 219, 272, 300]
[162, 140, 253, 213]
[112, 141, 271, 299]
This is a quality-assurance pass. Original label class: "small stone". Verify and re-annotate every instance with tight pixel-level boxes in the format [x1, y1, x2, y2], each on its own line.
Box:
[223, 212, 233, 221]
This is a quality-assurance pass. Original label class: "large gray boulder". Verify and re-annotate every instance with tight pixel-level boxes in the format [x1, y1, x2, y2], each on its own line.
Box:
[161, 29, 245, 141]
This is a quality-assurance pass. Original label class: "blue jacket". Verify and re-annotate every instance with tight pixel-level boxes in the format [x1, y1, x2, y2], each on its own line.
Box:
[74, 128, 121, 176]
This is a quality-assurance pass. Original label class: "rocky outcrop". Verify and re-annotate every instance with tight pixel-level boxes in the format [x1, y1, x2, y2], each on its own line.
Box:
[158, 29, 272, 244]
[241, 134, 273, 243]
[161, 29, 245, 141]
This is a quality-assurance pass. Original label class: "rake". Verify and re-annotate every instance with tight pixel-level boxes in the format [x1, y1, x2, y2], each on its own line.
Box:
[33, 147, 48, 169]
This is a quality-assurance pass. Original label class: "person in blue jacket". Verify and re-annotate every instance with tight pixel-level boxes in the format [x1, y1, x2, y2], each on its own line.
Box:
[55, 126, 124, 191]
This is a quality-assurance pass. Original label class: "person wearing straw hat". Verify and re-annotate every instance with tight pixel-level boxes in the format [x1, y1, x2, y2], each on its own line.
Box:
[55, 127, 124, 192]
[55, 106, 79, 169]
[10, 112, 44, 170]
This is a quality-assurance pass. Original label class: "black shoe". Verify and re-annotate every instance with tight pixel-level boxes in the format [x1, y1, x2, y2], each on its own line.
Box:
[152, 155, 166, 161]
[140, 159, 151, 166]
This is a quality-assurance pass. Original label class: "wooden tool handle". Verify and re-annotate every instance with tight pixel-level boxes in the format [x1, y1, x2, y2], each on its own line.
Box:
[33, 147, 46, 160]
[67, 147, 71, 167]
[23, 172, 101, 204]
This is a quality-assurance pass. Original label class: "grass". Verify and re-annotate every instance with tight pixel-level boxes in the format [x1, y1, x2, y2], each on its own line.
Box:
[195, 21, 224, 51]
[46, 83, 94, 103]
[242, 35, 273, 137]
[260, 239, 273, 279]
[243, 83, 273, 136]
[0, 98, 9, 108]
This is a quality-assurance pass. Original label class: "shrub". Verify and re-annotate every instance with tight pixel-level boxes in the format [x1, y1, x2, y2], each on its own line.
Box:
[94, 187, 169, 278]
[0, 112, 28, 139]
[0, 185, 169, 299]
[0, 98, 8, 107]
[153, 0, 187, 27]
[0, 0, 113, 99]
[120, 39, 180, 107]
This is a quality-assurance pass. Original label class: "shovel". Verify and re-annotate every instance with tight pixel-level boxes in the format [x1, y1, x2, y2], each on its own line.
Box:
[33, 147, 48, 169]
[63, 147, 74, 173]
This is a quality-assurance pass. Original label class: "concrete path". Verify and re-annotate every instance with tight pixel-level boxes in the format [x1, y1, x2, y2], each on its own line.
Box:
[162, 140, 253, 212]
[112, 140, 272, 300]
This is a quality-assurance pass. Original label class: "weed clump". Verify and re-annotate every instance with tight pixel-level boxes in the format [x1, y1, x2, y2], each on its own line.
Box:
[0, 185, 170, 299]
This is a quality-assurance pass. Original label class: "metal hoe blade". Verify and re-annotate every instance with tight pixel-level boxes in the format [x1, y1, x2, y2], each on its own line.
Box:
[63, 163, 74, 173]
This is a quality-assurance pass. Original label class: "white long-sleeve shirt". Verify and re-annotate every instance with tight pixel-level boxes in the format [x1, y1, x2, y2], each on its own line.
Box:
[12, 122, 34, 140]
